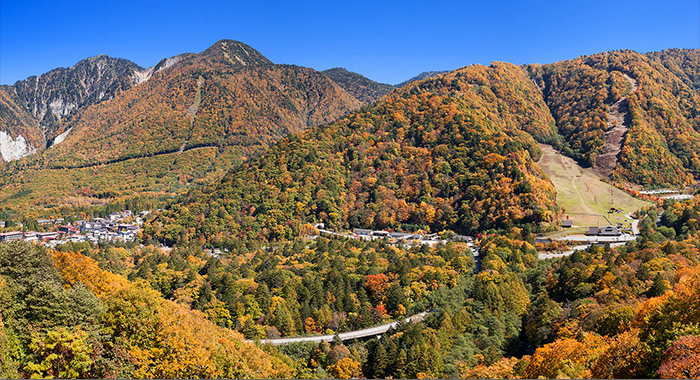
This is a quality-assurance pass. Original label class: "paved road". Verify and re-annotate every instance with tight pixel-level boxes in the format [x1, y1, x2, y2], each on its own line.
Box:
[252, 312, 428, 346]
[318, 229, 459, 250]
[625, 213, 640, 235]
[553, 233, 636, 243]
[538, 242, 628, 260]
[538, 244, 590, 260]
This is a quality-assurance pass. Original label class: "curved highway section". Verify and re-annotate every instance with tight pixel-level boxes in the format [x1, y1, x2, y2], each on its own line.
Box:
[251, 312, 428, 346]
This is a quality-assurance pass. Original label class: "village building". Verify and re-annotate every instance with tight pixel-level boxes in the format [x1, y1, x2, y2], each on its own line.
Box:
[371, 231, 391, 238]
[452, 234, 473, 242]
[0, 231, 24, 242]
[37, 232, 60, 240]
[60, 225, 79, 234]
[599, 225, 621, 236]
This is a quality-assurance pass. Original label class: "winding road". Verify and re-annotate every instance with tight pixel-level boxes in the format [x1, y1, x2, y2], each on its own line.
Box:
[256, 211, 642, 345]
[251, 312, 429, 346]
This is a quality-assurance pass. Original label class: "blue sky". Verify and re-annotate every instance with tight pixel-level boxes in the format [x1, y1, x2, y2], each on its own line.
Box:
[1, 0, 698, 85]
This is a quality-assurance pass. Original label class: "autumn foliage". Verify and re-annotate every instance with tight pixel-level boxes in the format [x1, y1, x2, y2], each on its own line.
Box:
[0, 241, 292, 378]
[145, 62, 558, 244]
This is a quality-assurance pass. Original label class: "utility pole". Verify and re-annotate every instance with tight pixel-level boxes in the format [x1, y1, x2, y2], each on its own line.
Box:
[610, 187, 614, 205]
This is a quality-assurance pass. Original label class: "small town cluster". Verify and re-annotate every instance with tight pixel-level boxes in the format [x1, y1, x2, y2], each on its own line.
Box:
[0, 210, 148, 247]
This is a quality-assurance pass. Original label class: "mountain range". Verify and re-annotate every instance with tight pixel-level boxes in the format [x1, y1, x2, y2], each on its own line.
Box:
[0, 40, 393, 216]
[0, 41, 699, 226]
[1, 40, 700, 380]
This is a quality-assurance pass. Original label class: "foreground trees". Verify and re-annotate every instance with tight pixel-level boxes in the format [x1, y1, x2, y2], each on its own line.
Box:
[0, 241, 291, 378]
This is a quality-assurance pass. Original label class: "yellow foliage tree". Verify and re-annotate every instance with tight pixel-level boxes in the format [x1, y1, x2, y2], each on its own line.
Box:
[592, 329, 649, 378]
[50, 250, 127, 297]
[523, 333, 609, 379]
[327, 357, 362, 379]
[24, 327, 93, 379]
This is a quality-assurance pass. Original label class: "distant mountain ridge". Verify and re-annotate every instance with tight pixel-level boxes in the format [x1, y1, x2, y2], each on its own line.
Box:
[321, 68, 394, 104]
[0, 40, 380, 164]
[39, 40, 361, 168]
[0, 55, 142, 157]
[396, 70, 449, 87]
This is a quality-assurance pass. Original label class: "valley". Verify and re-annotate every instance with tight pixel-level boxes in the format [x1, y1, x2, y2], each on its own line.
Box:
[0, 44, 699, 379]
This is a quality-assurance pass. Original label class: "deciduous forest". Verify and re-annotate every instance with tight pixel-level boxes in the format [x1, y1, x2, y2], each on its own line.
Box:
[1, 44, 700, 379]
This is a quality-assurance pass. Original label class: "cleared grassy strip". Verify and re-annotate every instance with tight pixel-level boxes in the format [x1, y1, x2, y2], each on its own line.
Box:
[537, 143, 650, 230]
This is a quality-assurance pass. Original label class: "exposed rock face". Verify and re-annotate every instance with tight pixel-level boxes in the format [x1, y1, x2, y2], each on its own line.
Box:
[1, 55, 145, 155]
[132, 54, 189, 84]
[11, 55, 142, 133]
[0, 131, 35, 161]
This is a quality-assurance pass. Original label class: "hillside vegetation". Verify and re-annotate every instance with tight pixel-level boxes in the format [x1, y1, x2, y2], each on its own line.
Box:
[648, 48, 700, 94]
[0, 40, 382, 217]
[145, 62, 559, 244]
[0, 241, 292, 378]
[6, 196, 700, 378]
[527, 49, 700, 186]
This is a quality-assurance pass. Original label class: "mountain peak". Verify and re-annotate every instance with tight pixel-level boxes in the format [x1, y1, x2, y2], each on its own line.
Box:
[323, 67, 350, 74]
[72, 54, 142, 71]
[199, 39, 272, 67]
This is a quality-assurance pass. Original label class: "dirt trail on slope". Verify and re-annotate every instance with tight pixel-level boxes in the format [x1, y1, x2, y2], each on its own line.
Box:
[594, 74, 638, 177]
[180, 77, 204, 154]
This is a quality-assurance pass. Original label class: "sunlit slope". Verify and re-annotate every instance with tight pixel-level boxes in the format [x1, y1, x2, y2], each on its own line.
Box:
[537, 143, 650, 228]
[145, 62, 559, 244]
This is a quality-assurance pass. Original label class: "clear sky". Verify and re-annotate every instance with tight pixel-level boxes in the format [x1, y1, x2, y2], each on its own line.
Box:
[1, 0, 698, 85]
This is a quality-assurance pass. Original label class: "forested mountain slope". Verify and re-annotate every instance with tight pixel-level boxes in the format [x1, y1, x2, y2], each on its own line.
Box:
[0, 40, 373, 216]
[144, 62, 559, 244]
[648, 48, 700, 94]
[322, 67, 395, 104]
[527, 49, 700, 186]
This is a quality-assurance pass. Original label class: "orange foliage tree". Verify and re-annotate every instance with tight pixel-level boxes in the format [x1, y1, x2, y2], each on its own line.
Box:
[657, 335, 700, 379]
